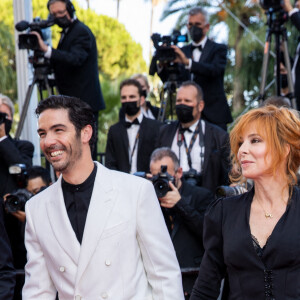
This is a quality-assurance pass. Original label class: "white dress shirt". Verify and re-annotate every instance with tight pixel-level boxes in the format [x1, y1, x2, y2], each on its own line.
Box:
[125, 112, 143, 174]
[171, 119, 205, 173]
[186, 36, 208, 70]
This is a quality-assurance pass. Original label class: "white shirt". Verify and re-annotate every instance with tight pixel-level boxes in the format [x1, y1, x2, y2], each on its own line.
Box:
[125, 113, 143, 174]
[171, 119, 205, 173]
[141, 105, 155, 120]
[186, 36, 208, 70]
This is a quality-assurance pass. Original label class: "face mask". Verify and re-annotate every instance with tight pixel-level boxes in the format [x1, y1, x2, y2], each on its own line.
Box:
[55, 15, 72, 29]
[176, 104, 194, 124]
[189, 26, 203, 43]
[280, 74, 288, 89]
[122, 101, 140, 116]
[4, 119, 12, 135]
[141, 89, 147, 98]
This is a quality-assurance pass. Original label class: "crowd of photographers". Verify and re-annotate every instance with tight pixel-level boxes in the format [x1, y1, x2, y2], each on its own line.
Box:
[1, 0, 300, 299]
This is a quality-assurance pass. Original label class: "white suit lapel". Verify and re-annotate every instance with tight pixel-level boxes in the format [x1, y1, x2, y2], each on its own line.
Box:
[46, 176, 81, 264]
[75, 163, 118, 286]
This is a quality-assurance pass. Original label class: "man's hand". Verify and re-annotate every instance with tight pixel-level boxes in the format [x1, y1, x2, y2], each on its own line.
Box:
[171, 45, 189, 66]
[159, 182, 181, 208]
[31, 31, 48, 52]
[282, 0, 294, 12]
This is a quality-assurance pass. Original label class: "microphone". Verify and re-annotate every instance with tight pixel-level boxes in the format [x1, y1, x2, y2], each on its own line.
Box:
[15, 21, 30, 32]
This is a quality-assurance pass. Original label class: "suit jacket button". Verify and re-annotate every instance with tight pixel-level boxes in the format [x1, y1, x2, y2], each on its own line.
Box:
[101, 292, 108, 299]
[59, 266, 65, 272]
[105, 260, 111, 266]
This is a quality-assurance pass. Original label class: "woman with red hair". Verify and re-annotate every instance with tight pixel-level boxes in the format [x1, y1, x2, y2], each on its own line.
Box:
[191, 105, 300, 300]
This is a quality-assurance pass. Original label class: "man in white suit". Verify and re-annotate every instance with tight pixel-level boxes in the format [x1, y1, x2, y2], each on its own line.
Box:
[22, 95, 184, 300]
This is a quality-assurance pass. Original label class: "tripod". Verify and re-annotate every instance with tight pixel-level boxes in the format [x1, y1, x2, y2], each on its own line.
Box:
[158, 68, 180, 122]
[259, 8, 297, 109]
[15, 54, 56, 139]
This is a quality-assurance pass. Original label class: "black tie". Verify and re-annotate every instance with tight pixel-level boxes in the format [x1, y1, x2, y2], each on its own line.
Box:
[191, 44, 203, 52]
[125, 118, 140, 128]
[179, 125, 192, 133]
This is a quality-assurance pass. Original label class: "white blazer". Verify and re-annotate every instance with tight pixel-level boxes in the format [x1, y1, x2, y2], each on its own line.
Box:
[22, 163, 184, 300]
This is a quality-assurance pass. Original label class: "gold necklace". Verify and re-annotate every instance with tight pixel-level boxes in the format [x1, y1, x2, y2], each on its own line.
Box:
[255, 198, 273, 219]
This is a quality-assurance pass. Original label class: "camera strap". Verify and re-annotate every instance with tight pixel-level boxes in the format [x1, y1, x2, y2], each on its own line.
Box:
[177, 120, 204, 170]
[129, 130, 140, 171]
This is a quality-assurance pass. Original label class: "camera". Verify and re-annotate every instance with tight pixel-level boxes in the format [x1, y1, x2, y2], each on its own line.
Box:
[5, 189, 33, 213]
[183, 168, 202, 186]
[15, 16, 55, 50]
[151, 30, 188, 63]
[9, 164, 28, 189]
[260, 0, 283, 10]
[134, 165, 175, 198]
[215, 185, 248, 198]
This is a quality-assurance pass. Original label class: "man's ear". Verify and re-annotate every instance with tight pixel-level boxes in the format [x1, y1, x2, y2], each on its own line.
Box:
[176, 167, 183, 179]
[81, 124, 93, 145]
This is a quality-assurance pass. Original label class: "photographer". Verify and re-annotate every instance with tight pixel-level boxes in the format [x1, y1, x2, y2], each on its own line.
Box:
[3, 166, 51, 300]
[156, 81, 231, 193]
[149, 147, 214, 299]
[0, 94, 34, 198]
[283, 0, 300, 109]
[31, 0, 105, 159]
[150, 7, 232, 130]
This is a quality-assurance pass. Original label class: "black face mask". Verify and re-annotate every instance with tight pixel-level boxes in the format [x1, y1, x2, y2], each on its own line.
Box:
[122, 101, 140, 116]
[4, 119, 12, 135]
[176, 104, 194, 124]
[280, 74, 288, 89]
[141, 89, 147, 98]
[189, 26, 204, 43]
[55, 15, 72, 29]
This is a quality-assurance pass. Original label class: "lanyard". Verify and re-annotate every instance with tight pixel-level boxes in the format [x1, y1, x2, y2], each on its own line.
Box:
[177, 120, 204, 170]
[129, 130, 140, 171]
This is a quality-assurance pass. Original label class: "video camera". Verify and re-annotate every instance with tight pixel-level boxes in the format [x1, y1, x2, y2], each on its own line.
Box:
[260, 0, 283, 11]
[151, 30, 188, 64]
[15, 16, 55, 50]
[134, 165, 175, 198]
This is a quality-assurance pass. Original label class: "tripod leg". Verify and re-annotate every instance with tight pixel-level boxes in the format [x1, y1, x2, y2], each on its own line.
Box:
[259, 30, 272, 103]
[15, 75, 37, 139]
[281, 35, 297, 109]
[158, 84, 168, 122]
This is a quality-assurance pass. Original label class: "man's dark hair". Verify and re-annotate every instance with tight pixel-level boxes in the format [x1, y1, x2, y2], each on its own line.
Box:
[179, 81, 204, 104]
[35, 95, 96, 152]
[150, 147, 180, 171]
[27, 166, 52, 186]
[119, 79, 143, 97]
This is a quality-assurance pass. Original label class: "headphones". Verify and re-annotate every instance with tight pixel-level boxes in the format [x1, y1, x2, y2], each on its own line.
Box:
[47, 0, 76, 18]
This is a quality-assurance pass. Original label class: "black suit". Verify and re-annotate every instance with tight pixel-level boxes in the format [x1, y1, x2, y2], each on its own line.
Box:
[162, 181, 214, 296]
[105, 117, 161, 173]
[191, 187, 300, 300]
[290, 11, 300, 110]
[156, 120, 230, 193]
[0, 136, 34, 197]
[150, 39, 233, 126]
[0, 136, 33, 299]
[0, 202, 15, 300]
[50, 19, 105, 112]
